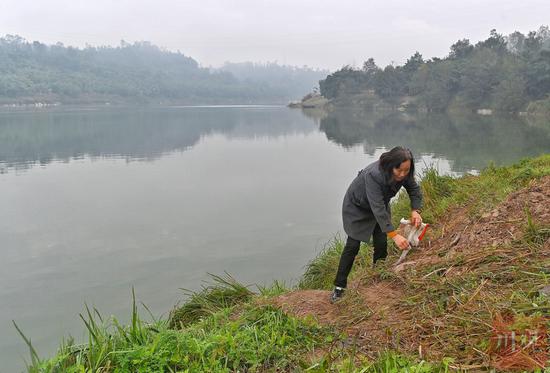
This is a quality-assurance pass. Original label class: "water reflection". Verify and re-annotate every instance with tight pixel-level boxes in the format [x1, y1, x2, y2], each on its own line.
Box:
[317, 108, 550, 171]
[0, 107, 313, 172]
[0, 106, 548, 174]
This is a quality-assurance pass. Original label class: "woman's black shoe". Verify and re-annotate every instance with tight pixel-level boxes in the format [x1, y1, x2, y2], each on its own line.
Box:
[330, 287, 345, 303]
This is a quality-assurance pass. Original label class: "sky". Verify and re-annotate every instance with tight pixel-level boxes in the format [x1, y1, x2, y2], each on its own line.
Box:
[1, 0, 549, 71]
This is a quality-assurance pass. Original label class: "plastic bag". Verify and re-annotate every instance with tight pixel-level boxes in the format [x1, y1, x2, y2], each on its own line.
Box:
[398, 218, 429, 247]
[394, 218, 429, 267]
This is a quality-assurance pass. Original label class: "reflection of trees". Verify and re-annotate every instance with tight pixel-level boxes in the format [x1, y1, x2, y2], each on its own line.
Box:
[2, 106, 547, 175]
[319, 108, 550, 171]
[0, 108, 314, 171]
[299, 108, 328, 124]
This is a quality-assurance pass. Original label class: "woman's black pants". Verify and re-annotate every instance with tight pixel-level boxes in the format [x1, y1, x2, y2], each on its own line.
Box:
[334, 223, 387, 288]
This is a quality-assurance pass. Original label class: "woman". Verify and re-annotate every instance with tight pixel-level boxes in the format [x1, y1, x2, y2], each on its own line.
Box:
[331, 146, 423, 303]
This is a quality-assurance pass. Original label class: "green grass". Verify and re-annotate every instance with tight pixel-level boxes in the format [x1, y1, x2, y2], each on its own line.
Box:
[21, 292, 334, 372]
[110, 305, 331, 372]
[168, 272, 254, 328]
[256, 279, 291, 297]
[306, 351, 456, 373]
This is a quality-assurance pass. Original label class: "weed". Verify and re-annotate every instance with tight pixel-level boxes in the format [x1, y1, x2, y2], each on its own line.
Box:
[257, 279, 289, 297]
[169, 272, 253, 328]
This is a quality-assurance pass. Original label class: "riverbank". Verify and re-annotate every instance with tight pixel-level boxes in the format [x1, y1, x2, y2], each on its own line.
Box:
[19, 154, 550, 372]
[289, 92, 550, 122]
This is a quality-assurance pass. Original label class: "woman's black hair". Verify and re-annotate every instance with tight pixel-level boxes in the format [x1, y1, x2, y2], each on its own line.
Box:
[378, 146, 415, 182]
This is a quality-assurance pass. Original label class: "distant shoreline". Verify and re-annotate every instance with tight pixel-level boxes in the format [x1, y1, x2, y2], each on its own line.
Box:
[0, 103, 289, 114]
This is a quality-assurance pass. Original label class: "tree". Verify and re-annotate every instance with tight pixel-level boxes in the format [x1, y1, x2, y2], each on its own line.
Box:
[525, 50, 550, 99]
[492, 75, 527, 112]
[373, 65, 406, 105]
[458, 48, 501, 109]
[448, 39, 473, 59]
[410, 62, 458, 111]
[403, 52, 424, 74]
[506, 31, 525, 55]
[362, 57, 379, 75]
[319, 66, 368, 99]
[476, 29, 507, 54]
[522, 31, 543, 60]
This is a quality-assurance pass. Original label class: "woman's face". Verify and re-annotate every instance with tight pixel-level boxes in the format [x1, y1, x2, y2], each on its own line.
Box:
[392, 159, 411, 182]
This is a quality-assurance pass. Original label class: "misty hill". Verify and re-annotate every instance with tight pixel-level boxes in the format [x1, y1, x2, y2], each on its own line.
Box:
[317, 26, 550, 114]
[218, 62, 328, 101]
[0, 35, 327, 105]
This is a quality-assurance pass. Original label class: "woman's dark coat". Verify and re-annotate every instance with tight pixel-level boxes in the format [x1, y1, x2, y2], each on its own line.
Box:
[342, 160, 423, 242]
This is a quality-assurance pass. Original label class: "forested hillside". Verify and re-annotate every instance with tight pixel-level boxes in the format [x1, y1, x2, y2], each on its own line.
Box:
[0, 35, 326, 105]
[319, 27, 550, 113]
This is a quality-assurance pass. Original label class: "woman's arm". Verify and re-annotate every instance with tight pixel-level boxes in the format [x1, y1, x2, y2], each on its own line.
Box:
[404, 176, 423, 227]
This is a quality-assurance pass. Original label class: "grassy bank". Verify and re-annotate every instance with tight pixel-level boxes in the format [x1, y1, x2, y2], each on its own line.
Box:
[18, 154, 550, 372]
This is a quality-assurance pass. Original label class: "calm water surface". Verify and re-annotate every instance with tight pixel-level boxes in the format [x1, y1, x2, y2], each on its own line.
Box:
[1, 106, 548, 371]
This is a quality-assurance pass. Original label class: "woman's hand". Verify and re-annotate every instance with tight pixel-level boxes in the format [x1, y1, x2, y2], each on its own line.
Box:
[411, 210, 422, 228]
[392, 234, 410, 250]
